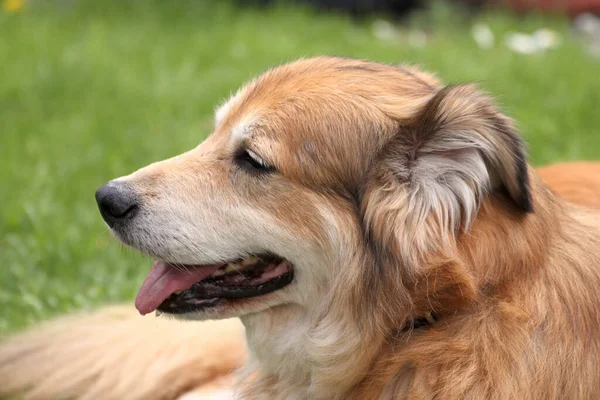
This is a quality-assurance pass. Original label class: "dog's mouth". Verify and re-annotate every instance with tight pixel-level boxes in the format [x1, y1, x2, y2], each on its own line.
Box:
[134, 254, 294, 315]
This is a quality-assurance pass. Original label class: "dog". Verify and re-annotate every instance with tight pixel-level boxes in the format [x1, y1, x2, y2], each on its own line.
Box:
[1, 57, 600, 400]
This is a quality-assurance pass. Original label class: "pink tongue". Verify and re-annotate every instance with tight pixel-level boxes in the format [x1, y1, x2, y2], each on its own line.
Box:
[135, 261, 222, 315]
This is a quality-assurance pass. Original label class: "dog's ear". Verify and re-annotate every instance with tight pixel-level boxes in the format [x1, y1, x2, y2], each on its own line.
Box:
[410, 84, 532, 212]
[362, 84, 532, 263]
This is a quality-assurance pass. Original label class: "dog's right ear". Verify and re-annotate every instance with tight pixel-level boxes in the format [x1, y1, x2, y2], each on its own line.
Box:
[361, 84, 532, 265]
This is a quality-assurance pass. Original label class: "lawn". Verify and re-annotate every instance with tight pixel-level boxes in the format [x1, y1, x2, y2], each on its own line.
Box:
[1, 0, 599, 334]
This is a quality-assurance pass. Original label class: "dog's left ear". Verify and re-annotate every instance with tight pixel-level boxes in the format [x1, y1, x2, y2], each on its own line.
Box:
[362, 84, 532, 261]
[410, 84, 532, 212]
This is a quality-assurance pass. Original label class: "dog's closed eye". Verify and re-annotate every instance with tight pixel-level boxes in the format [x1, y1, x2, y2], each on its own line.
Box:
[234, 148, 276, 175]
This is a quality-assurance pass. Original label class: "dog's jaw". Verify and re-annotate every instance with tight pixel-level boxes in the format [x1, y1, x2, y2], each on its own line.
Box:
[235, 234, 387, 399]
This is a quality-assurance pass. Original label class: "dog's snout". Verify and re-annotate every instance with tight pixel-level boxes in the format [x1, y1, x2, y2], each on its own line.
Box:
[95, 181, 139, 227]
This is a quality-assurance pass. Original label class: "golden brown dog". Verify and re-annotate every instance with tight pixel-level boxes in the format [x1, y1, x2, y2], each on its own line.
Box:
[1, 57, 600, 400]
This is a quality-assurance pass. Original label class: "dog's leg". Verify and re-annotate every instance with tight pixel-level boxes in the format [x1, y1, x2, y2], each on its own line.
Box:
[0, 306, 245, 400]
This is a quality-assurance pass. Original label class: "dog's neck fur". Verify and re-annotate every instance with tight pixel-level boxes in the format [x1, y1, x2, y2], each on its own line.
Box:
[239, 260, 386, 399]
[236, 173, 597, 399]
[238, 212, 390, 398]
[354, 177, 600, 398]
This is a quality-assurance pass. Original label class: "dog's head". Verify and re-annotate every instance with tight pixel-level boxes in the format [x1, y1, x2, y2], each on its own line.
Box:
[96, 56, 532, 344]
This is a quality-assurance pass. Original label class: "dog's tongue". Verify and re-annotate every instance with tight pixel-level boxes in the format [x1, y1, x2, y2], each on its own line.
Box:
[135, 261, 222, 315]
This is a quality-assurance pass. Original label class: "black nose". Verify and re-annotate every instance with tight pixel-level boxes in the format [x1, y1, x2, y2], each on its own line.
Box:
[95, 182, 139, 227]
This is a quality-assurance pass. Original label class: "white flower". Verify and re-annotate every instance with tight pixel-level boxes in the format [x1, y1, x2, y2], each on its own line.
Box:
[472, 23, 494, 49]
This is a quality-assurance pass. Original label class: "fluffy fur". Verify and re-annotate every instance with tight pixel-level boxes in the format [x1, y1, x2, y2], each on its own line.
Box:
[1, 57, 600, 400]
[0, 307, 244, 400]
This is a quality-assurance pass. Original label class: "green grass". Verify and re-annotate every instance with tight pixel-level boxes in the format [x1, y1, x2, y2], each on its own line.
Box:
[1, 0, 599, 334]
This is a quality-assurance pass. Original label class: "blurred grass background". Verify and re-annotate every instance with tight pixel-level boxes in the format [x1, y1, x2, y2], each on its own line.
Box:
[1, 0, 599, 333]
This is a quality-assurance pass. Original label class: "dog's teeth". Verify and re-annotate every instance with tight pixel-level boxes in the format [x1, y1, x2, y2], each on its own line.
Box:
[224, 263, 240, 272]
[241, 256, 259, 267]
[174, 290, 182, 295]
[219, 258, 257, 273]
[155, 310, 162, 317]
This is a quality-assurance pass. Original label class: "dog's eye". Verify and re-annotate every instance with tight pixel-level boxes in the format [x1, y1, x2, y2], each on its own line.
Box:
[235, 149, 275, 174]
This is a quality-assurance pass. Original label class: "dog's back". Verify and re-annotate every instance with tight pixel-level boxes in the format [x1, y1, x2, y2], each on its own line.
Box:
[538, 162, 600, 209]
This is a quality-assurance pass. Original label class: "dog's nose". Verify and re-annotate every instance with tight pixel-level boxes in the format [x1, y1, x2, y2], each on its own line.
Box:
[95, 181, 139, 227]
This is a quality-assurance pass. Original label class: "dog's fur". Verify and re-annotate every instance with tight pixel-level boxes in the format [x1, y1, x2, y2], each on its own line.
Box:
[2, 57, 600, 400]
[538, 162, 600, 209]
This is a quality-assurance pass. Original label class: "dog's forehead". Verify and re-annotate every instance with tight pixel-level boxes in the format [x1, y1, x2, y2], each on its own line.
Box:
[215, 58, 438, 136]
[208, 58, 439, 186]
[214, 60, 352, 136]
